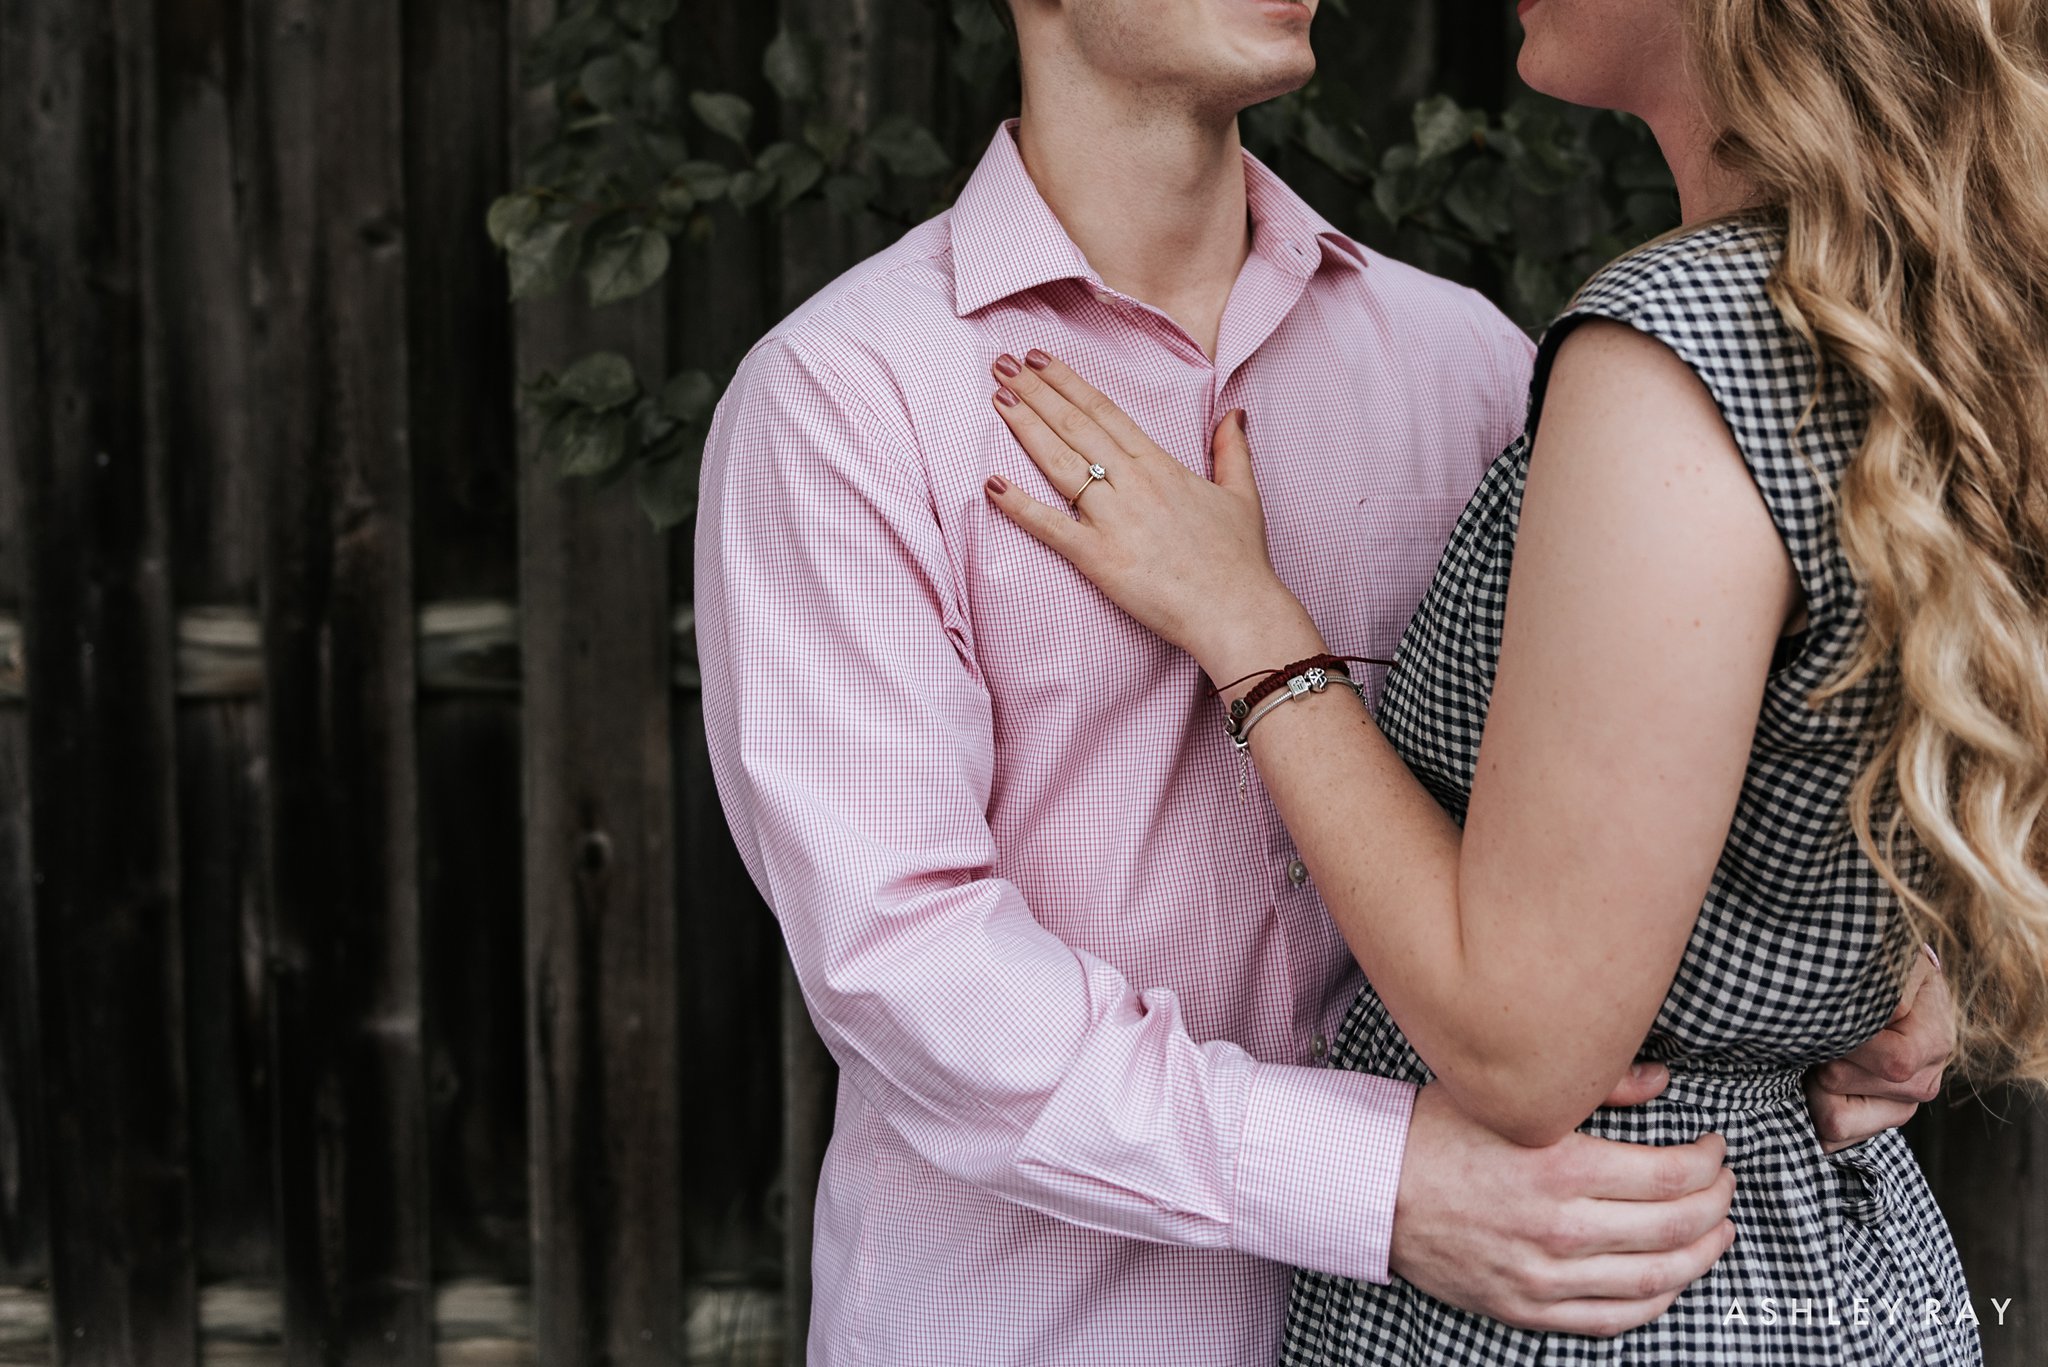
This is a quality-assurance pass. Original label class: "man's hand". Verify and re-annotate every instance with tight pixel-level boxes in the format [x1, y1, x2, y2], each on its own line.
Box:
[1389, 1067, 1736, 1338]
[1804, 944, 1952, 1153]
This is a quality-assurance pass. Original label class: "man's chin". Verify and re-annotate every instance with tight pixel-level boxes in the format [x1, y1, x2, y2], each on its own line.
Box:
[1234, 52, 1316, 110]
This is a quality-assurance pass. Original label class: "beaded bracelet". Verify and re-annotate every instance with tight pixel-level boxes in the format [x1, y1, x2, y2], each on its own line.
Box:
[1225, 665, 1367, 754]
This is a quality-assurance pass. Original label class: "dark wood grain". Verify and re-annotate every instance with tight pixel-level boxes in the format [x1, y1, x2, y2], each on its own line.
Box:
[0, 707, 44, 1290]
[672, 0, 789, 1300]
[1, 0, 197, 1359]
[1908, 1090, 2048, 1366]
[156, 0, 277, 1286]
[0, 9, 48, 1287]
[403, 0, 529, 1287]
[512, 2, 684, 1361]
[242, 0, 431, 1358]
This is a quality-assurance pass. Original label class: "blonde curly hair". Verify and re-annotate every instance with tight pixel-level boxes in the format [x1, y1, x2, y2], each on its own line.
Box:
[1693, 0, 2048, 1083]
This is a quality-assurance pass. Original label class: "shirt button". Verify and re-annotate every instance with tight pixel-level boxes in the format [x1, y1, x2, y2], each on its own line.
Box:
[1286, 857, 1309, 887]
[1310, 1033, 1329, 1063]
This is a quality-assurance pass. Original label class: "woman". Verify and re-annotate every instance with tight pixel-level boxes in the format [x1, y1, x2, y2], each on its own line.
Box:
[976, 0, 2048, 1360]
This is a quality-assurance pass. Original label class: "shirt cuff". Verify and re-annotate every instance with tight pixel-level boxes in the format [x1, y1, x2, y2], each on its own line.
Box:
[1226, 1060, 1419, 1285]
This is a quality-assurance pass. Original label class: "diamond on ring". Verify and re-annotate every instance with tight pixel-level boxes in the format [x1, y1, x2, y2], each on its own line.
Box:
[1069, 463, 1111, 506]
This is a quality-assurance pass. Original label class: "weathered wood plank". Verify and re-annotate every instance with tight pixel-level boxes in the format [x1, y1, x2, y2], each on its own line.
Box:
[176, 697, 277, 1285]
[0, 1281, 780, 1367]
[1908, 1091, 2048, 1366]
[0, 602, 701, 703]
[402, 0, 528, 1287]
[0, 706, 42, 1290]
[0, 7, 47, 1287]
[511, 1, 684, 1360]
[241, 0, 430, 1357]
[2, 0, 197, 1359]
[156, 0, 277, 1284]
[672, 0, 787, 1298]
[673, 698, 783, 1284]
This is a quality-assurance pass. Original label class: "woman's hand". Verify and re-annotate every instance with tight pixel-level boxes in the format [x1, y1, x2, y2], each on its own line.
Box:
[981, 349, 1323, 685]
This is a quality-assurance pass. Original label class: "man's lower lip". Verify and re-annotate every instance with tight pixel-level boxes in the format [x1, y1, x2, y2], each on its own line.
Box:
[1516, 0, 1540, 14]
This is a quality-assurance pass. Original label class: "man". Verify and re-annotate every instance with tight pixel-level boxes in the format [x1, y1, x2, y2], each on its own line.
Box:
[694, 0, 1953, 1361]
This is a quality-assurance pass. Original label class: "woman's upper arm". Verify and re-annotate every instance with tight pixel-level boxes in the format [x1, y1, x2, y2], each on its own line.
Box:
[1451, 318, 1801, 1129]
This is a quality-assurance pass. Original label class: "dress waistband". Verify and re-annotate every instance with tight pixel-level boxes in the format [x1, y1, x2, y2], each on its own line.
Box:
[1653, 1063, 1807, 1114]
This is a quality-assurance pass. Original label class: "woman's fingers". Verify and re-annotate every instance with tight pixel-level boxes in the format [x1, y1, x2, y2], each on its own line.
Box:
[991, 379, 1104, 508]
[992, 353, 1126, 474]
[1014, 349, 1161, 458]
[983, 473, 1092, 560]
[1210, 409, 1255, 495]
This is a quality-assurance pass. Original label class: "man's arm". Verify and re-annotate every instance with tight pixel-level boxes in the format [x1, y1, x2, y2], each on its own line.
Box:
[699, 329, 1736, 1325]
[695, 331, 1416, 1281]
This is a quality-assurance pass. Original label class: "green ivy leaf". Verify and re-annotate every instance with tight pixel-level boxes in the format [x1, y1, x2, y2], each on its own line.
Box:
[633, 439, 703, 530]
[679, 160, 732, 200]
[486, 193, 541, 248]
[1413, 94, 1484, 164]
[556, 351, 639, 412]
[549, 406, 633, 479]
[580, 53, 632, 113]
[757, 141, 826, 208]
[1510, 251, 1567, 322]
[951, 0, 1006, 43]
[661, 370, 717, 422]
[763, 25, 816, 103]
[823, 171, 879, 217]
[866, 115, 951, 179]
[657, 182, 696, 216]
[804, 117, 853, 164]
[1443, 160, 1513, 242]
[1373, 145, 1421, 223]
[585, 225, 671, 306]
[506, 215, 588, 300]
[690, 91, 754, 148]
[1300, 110, 1369, 182]
[634, 392, 679, 447]
[614, 0, 678, 33]
[727, 168, 774, 210]
[639, 66, 681, 120]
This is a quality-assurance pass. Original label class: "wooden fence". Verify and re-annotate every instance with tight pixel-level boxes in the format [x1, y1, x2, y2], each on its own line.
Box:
[0, 1, 2042, 1364]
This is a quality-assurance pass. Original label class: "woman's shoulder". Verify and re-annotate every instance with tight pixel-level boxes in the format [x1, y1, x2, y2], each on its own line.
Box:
[1562, 218, 1786, 330]
[1529, 218, 1823, 444]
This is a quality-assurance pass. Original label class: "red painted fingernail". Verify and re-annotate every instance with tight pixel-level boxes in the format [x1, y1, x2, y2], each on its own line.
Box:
[994, 353, 1022, 377]
[1025, 349, 1052, 370]
[994, 386, 1019, 406]
[985, 473, 1008, 496]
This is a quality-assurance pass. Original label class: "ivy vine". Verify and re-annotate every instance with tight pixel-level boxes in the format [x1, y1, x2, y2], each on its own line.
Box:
[491, 0, 1677, 530]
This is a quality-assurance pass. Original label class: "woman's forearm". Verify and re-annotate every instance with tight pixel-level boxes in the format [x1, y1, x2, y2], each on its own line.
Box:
[1207, 612, 1648, 1146]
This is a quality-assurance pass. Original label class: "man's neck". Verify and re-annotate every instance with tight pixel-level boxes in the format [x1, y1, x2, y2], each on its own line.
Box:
[1014, 93, 1254, 360]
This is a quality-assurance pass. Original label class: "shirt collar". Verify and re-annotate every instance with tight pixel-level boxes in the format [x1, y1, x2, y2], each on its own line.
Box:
[948, 117, 1367, 319]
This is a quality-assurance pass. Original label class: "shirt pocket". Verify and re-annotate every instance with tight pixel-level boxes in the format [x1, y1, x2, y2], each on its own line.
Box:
[1332, 491, 1473, 706]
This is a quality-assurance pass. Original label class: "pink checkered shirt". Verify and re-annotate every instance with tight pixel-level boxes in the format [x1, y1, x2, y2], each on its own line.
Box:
[696, 119, 1535, 1366]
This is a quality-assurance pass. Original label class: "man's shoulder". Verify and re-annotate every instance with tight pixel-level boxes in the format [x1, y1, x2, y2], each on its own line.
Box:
[1342, 242, 1531, 354]
[745, 213, 964, 373]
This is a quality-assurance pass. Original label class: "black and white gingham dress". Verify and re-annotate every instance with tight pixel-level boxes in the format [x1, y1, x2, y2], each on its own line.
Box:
[1280, 222, 1983, 1365]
